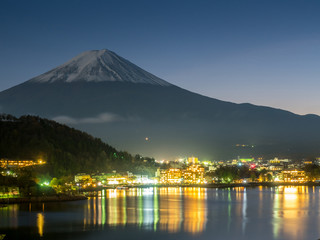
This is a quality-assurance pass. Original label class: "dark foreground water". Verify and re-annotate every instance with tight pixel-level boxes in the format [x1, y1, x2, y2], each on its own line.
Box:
[1, 186, 320, 240]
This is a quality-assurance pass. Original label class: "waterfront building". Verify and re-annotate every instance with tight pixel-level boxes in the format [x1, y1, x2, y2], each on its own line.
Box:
[183, 165, 205, 184]
[159, 165, 205, 184]
[107, 176, 127, 185]
[282, 169, 306, 183]
[160, 168, 182, 184]
[133, 175, 150, 184]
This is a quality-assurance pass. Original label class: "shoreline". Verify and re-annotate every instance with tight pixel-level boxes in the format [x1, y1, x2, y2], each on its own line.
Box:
[189, 182, 320, 188]
[2, 183, 319, 204]
[81, 182, 320, 191]
[0, 195, 87, 205]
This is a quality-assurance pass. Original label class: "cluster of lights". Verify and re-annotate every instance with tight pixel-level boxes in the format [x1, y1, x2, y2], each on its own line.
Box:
[40, 181, 49, 186]
[74, 174, 159, 188]
[0, 159, 46, 169]
[160, 165, 206, 184]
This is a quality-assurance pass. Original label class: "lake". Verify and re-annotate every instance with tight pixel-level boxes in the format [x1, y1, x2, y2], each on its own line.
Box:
[1, 186, 320, 240]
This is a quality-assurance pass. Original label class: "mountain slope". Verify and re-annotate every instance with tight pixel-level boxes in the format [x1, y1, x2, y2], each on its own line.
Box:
[0, 49, 320, 160]
[0, 114, 157, 176]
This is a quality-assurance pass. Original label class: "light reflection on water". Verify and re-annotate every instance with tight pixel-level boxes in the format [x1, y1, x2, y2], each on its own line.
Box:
[37, 212, 44, 237]
[272, 186, 311, 239]
[83, 187, 207, 234]
[1, 186, 320, 239]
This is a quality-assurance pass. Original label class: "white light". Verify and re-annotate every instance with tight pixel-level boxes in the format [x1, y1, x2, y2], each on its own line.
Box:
[108, 180, 119, 185]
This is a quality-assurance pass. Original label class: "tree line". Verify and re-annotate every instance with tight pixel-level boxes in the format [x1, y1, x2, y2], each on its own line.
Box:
[0, 114, 158, 177]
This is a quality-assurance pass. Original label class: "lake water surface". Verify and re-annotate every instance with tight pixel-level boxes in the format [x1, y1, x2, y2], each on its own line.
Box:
[1, 186, 320, 240]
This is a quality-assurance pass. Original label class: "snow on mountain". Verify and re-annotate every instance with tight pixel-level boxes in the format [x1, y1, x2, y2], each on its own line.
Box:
[29, 49, 171, 86]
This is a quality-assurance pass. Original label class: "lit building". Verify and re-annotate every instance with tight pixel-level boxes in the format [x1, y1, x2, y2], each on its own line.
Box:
[268, 165, 284, 171]
[0, 158, 46, 168]
[269, 158, 281, 164]
[282, 169, 306, 183]
[258, 171, 273, 182]
[91, 173, 109, 187]
[201, 160, 212, 166]
[269, 158, 290, 164]
[91, 173, 108, 183]
[75, 173, 92, 184]
[208, 166, 216, 172]
[160, 168, 182, 184]
[183, 165, 205, 184]
[231, 159, 238, 165]
[302, 160, 313, 165]
[133, 175, 150, 184]
[107, 176, 127, 185]
[188, 157, 199, 165]
[239, 158, 254, 163]
[159, 165, 206, 184]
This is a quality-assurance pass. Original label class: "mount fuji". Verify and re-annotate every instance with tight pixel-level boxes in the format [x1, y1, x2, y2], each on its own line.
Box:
[30, 49, 171, 86]
[1, 49, 320, 160]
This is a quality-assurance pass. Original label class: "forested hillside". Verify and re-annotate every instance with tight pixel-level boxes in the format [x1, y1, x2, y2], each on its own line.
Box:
[0, 114, 157, 176]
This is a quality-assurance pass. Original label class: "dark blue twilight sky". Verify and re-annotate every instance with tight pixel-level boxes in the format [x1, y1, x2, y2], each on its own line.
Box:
[0, 0, 320, 115]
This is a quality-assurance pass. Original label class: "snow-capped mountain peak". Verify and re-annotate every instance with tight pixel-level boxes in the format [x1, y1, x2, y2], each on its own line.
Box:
[29, 49, 171, 86]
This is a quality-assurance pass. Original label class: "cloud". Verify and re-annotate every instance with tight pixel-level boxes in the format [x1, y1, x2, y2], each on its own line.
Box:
[52, 112, 122, 124]
[52, 116, 77, 124]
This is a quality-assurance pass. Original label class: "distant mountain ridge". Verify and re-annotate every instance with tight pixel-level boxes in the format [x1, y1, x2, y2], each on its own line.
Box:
[0, 49, 320, 160]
